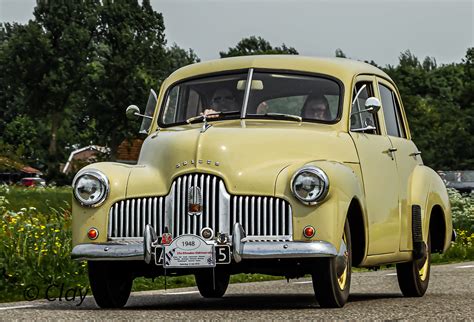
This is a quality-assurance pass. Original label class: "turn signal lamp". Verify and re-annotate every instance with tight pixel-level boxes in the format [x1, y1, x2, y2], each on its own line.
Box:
[87, 227, 99, 240]
[303, 225, 315, 238]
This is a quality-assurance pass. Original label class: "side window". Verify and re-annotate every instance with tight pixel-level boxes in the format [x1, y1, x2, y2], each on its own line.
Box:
[392, 93, 406, 138]
[163, 86, 179, 124]
[163, 87, 203, 123]
[350, 82, 378, 134]
[379, 84, 406, 138]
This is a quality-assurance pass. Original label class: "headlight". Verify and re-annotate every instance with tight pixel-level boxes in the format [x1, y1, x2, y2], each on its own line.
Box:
[72, 170, 109, 207]
[291, 166, 329, 205]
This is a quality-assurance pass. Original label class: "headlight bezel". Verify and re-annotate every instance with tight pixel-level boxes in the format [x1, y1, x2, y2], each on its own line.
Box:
[290, 166, 329, 205]
[72, 169, 110, 207]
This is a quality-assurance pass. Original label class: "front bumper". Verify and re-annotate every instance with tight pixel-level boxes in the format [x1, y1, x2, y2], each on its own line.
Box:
[71, 223, 339, 262]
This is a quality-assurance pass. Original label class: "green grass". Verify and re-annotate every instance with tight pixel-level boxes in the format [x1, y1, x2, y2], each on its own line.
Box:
[4, 186, 71, 214]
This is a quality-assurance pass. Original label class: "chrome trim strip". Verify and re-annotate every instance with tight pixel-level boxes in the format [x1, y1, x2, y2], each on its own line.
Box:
[125, 200, 130, 237]
[165, 182, 175, 232]
[218, 180, 231, 234]
[71, 243, 143, 261]
[263, 197, 267, 236]
[251, 196, 255, 236]
[206, 176, 210, 228]
[212, 176, 217, 232]
[132, 199, 136, 237]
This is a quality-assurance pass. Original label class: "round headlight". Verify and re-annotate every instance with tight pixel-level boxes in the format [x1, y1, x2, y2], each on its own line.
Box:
[72, 170, 109, 207]
[291, 166, 329, 205]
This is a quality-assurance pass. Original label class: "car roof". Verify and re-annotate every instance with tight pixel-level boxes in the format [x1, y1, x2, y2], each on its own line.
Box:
[165, 55, 392, 85]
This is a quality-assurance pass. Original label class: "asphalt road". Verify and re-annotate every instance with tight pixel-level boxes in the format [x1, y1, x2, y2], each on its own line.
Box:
[1, 262, 473, 320]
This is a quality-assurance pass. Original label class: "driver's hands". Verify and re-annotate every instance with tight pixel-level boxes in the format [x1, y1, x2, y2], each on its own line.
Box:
[201, 109, 219, 119]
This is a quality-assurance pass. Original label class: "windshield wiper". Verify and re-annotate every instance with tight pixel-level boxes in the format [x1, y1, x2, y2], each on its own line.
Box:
[248, 112, 302, 122]
[186, 110, 241, 124]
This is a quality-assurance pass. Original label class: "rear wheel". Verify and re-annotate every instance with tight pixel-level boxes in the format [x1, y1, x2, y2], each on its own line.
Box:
[396, 234, 431, 297]
[195, 268, 230, 298]
[88, 261, 133, 308]
[312, 219, 352, 308]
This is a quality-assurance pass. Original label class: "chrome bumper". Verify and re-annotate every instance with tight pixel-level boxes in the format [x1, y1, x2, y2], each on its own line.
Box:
[72, 223, 339, 262]
[71, 243, 144, 261]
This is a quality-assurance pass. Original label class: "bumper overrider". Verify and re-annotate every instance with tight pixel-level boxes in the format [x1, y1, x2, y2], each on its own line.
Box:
[72, 223, 340, 263]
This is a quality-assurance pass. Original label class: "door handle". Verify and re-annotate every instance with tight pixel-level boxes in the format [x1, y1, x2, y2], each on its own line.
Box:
[409, 150, 422, 157]
[383, 147, 397, 160]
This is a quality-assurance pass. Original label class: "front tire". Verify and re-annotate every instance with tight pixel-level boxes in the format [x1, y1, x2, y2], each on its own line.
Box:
[312, 219, 352, 308]
[396, 234, 431, 297]
[88, 261, 133, 308]
[195, 268, 230, 298]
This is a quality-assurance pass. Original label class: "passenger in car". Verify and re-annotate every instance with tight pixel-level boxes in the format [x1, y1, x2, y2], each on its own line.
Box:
[202, 88, 239, 118]
[301, 95, 332, 121]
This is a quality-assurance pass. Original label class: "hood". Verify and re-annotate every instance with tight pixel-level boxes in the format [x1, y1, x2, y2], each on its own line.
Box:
[126, 120, 358, 197]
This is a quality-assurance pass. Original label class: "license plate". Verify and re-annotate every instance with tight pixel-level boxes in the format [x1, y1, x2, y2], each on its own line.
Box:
[216, 245, 231, 264]
[163, 235, 216, 268]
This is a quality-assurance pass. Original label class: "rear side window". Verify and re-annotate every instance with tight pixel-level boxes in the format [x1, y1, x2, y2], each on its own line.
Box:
[379, 84, 406, 138]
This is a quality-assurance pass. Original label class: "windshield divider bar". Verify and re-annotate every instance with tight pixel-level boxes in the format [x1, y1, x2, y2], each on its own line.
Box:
[241, 68, 254, 118]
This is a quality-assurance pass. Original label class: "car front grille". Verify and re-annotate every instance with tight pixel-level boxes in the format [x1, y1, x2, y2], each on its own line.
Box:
[107, 173, 293, 241]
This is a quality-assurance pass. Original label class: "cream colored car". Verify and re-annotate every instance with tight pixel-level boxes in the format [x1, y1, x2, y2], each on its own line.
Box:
[71, 56, 453, 308]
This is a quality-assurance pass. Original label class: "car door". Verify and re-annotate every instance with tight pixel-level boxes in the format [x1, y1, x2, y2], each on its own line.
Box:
[376, 78, 423, 251]
[349, 75, 400, 255]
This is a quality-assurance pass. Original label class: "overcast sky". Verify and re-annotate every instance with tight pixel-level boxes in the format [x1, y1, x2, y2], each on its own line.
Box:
[1, 0, 472, 66]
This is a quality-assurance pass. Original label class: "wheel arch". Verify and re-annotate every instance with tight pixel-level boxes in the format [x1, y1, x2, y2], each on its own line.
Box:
[408, 165, 452, 253]
[346, 197, 366, 267]
[429, 204, 446, 253]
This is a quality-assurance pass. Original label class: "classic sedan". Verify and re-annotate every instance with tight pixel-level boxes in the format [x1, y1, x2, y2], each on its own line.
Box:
[71, 56, 453, 308]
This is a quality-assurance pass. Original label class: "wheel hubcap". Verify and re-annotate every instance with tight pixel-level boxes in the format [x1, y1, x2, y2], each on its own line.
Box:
[336, 233, 348, 290]
[416, 243, 429, 281]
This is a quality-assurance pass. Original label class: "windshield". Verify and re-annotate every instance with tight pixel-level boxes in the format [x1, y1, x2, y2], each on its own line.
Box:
[159, 70, 341, 126]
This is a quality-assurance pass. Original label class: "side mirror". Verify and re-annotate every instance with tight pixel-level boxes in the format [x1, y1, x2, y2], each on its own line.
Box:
[126, 105, 141, 120]
[364, 97, 381, 114]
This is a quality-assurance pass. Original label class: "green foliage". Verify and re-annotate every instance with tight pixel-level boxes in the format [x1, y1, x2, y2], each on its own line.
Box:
[449, 188, 474, 232]
[1, 1, 199, 179]
[220, 36, 298, 58]
[383, 49, 474, 170]
[0, 185, 88, 302]
[4, 186, 71, 214]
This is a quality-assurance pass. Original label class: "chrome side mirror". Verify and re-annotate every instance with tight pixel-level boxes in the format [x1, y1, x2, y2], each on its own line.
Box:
[126, 105, 140, 119]
[126, 105, 153, 120]
[364, 97, 381, 114]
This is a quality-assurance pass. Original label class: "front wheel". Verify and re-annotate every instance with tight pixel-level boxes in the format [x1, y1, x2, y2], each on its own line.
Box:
[396, 234, 431, 297]
[88, 261, 133, 308]
[312, 219, 352, 308]
[195, 268, 230, 298]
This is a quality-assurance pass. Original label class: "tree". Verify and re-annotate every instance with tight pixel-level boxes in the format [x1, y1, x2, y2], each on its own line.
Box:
[219, 36, 298, 58]
[0, 1, 100, 170]
[82, 0, 168, 159]
[165, 43, 200, 75]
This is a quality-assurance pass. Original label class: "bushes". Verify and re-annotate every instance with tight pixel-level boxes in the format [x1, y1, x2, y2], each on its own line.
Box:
[0, 185, 87, 302]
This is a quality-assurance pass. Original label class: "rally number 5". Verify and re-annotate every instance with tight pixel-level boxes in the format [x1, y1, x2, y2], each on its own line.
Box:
[217, 247, 228, 263]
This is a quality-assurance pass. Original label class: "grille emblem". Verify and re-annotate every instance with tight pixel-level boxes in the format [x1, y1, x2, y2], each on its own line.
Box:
[188, 186, 202, 216]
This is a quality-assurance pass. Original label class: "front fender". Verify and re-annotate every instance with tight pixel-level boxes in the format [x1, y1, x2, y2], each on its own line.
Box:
[72, 162, 133, 246]
[275, 160, 366, 250]
[408, 165, 452, 251]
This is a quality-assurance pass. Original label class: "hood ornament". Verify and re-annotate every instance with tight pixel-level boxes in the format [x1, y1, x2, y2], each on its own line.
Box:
[188, 186, 203, 216]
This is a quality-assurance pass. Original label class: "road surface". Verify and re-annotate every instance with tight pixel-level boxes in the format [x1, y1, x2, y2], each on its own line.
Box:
[1, 261, 473, 319]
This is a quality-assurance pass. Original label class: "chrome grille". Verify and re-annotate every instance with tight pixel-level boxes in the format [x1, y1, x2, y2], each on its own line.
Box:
[230, 196, 292, 240]
[108, 197, 165, 238]
[171, 174, 222, 237]
[107, 173, 293, 241]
